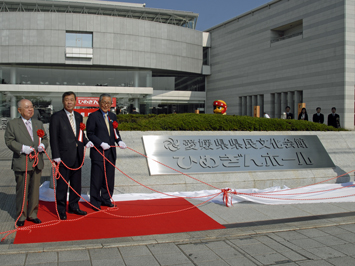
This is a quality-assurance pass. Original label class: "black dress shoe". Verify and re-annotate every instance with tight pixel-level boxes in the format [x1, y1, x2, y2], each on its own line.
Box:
[68, 208, 87, 216]
[58, 212, 67, 220]
[16, 220, 25, 227]
[27, 218, 42, 224]
[102, 202, 114, 207]
[92, 206, 101, 211]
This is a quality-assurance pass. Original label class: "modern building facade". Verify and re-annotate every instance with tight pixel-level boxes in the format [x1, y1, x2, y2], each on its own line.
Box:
[206, 0, 355, 129]
[1, 0, 354, 129]
[0, 0, 210, 119]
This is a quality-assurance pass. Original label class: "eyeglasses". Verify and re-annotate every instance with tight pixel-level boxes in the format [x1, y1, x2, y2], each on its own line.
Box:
[22, 106, 34, 110]
[101, 101, 112, 106]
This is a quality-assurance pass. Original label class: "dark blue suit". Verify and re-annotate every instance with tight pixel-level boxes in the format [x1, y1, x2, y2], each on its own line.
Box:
[86, 109, 122, 208]
[50, 109, 88, 213]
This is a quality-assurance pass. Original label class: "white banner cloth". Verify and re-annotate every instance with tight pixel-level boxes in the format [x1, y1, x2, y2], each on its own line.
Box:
[39, 181, 355, 206]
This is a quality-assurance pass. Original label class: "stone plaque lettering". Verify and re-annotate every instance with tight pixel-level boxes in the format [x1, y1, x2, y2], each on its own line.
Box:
[142, 135, 335, 175]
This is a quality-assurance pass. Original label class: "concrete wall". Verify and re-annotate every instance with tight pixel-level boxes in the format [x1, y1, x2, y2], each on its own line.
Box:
[78, 131, 355, 194]
[206, 0, 354, 129]
[0, 12, 203, 73]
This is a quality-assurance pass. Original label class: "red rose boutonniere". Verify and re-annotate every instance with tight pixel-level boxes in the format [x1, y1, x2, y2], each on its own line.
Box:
[37, 129, 45, 138]
[112, 121, 119, 129]
[80, 123, 86, 130]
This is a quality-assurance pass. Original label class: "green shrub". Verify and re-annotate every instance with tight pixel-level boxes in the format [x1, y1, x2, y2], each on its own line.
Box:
[116, 114, 345, 131]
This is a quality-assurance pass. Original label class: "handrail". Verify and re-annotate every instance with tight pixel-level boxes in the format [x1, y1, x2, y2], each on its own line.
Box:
[271, 32, 303, 43]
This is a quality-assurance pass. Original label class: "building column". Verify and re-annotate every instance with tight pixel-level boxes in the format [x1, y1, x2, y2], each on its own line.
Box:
[294, 91, 301, 118]
[257, 94, 263, 115]
[275, 93, 281, 119]
[281, 92, 287, 112]
[288, 91, 294, 115]
[247, 96, 252, 116]
[251, 95, 256, 111]
[10, 95, 17, 119]
[264, 93, 272, 118]
[134, 71, 139, 87]
[242, 96, 247, 115]
[146, 73, 152, 87]
[134, 98, 139, 113]
[10, 67, 16, 84]
[237, 97, 242, 115]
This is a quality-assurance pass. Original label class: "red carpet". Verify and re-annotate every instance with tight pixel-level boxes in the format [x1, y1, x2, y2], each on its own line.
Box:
[14, 198, 225, 244]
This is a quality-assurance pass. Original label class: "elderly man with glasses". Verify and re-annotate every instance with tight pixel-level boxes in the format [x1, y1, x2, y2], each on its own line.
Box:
[4, 99, 49, 227]
[86, 93, 127, 211]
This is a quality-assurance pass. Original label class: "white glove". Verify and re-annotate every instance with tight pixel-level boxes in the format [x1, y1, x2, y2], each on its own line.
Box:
[38, 143, 45, 153]
[100, 142, 110, 150]
[86, 141, 94, 148]
[53, 158, 61, 164]
[22, 145, 34, 155]
[118, 141, 127, 149]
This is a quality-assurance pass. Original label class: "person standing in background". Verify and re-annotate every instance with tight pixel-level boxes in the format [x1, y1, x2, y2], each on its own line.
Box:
[327, 107, 340, 128]
[298, 108, 308, 121]
[312, 107, 324, 124]
[285, 106, 294, 119]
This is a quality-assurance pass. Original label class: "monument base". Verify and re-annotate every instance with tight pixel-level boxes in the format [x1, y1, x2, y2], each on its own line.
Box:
[50, 131, 353, 193]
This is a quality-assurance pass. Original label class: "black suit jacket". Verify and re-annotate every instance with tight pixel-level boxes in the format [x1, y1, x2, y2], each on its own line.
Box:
[313, 113, 324, 123]
[327, 113, 340, 128]
[49, 109, 88, 167]
[86, 109, 122, 161]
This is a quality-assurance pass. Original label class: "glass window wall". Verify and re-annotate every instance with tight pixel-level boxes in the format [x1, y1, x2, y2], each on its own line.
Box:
[0, 65, 152, 87]
[66, 32, 93, 48]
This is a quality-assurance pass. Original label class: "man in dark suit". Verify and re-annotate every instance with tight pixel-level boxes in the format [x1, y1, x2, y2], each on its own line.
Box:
[86, 93, 127, 210]
[50, 91, 94, 220]
[4, 99, 49, 227]
[327, 107, 340, 128]
[285, 106, 294, 119]
[312, 107, 324, 124]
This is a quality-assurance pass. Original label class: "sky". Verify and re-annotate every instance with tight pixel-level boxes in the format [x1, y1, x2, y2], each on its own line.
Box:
[104, 0, 272, 31]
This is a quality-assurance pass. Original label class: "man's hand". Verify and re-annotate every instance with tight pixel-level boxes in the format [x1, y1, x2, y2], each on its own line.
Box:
[53, 158, 61, 164]
[38, 143, 45, 153]
[86, 141, 94, 148]
[118, 141, 127, 149]
[22, 145, 34, 155]
[100, 142, 110, 150]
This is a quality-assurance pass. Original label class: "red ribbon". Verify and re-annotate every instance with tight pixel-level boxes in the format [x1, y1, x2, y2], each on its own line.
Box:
[222, 188, 233, 207]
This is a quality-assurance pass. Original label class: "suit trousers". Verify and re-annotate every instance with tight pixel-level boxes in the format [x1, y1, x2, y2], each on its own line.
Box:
[15, 168, 41, 222]
[56, 154, 81, 213]
[90, 151, 115, 208]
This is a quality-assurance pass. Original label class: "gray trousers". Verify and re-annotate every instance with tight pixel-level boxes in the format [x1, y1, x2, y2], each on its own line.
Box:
[15, 168, 41, 222]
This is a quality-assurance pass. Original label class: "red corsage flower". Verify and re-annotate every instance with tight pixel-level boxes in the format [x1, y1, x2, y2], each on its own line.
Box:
[112, 121, 119, 129]
[37, 129, 45, 138]
[80, 122, 86, 130]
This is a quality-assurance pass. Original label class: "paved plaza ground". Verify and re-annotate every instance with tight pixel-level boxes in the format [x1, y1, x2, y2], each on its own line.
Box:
[0, 129, 355, 265]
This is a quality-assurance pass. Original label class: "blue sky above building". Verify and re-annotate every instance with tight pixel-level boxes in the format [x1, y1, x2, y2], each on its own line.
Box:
[103, 0, 271, 31]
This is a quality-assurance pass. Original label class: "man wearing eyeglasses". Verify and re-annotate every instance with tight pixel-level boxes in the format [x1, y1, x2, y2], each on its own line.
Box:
[86, 93, 127, 211]
[4, 99, 48, 227]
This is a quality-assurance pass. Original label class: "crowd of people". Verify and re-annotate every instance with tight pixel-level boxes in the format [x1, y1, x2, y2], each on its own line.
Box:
[264, 106, 341, 128]
[4, 92, 127, 227]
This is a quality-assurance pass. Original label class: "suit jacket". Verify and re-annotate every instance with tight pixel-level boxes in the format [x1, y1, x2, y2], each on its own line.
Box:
[313, 113, 324, 124]
[49, 109, 88, 167]
[86, 109, 122, 161]
[4, 118, 49, 172]
[328, 113, 340, 128]
[286, 112, 294, 119]
[298, 113, 308, 121]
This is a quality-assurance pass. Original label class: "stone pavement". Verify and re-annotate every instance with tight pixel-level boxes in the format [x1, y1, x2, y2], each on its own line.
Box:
[1, 129, 355, 265]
